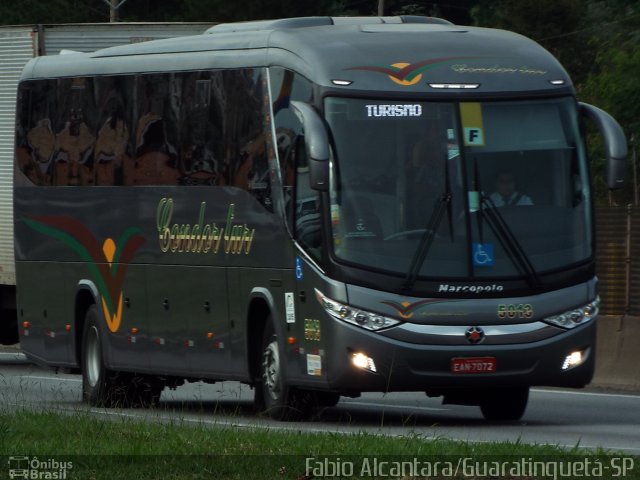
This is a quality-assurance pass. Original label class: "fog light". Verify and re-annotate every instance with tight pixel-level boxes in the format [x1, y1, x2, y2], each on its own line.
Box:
[352, 352, 377, 373]
[562, 350, 586, 371]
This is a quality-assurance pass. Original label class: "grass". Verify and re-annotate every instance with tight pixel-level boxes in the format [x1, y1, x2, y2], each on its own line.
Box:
[0, 409, 638, 479]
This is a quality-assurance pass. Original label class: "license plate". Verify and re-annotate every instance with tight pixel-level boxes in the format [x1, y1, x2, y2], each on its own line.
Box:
[451, 357, 497, 374]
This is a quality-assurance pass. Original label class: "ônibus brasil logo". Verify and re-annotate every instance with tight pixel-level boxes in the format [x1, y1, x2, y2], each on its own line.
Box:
[23, 215, 144, 333]
[346, 57, 475, 86]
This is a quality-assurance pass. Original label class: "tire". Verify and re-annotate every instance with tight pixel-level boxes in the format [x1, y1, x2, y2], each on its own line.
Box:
[81, 306, 123, 407]
[479, 386, 529, 421]
[256, 319, 312, 421]
[82, 306, 163, 408]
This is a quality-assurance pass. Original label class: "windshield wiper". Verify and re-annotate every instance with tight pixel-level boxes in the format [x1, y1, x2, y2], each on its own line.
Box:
[474, 165, 541, 289]
[403, 154, 453, 292]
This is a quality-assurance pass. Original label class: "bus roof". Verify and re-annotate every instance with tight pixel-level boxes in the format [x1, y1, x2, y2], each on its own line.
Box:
[21, 16, 573, 96]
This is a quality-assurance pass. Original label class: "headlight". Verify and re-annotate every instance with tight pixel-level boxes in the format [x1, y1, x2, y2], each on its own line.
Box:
[315, 289, 400, 331]
[543, 296, 600, 329]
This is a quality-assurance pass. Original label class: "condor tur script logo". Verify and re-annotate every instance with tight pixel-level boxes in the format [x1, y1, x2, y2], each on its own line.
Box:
[23, 215, 144, 333]
[346, 57, 476, 86]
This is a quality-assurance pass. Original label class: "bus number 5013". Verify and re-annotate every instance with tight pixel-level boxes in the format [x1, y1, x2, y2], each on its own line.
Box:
[497, 304, 534, 319]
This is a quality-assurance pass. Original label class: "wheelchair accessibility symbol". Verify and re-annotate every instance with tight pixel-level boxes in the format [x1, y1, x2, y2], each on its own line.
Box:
[473, 243, 495, 267]
[295, 257, 304, 280]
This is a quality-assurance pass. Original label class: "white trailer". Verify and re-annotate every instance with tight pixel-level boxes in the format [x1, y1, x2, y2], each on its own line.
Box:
[0, 23, 213, 344]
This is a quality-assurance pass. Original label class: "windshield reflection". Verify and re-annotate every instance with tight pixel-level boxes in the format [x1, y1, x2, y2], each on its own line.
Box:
[324, 97, 592, 281]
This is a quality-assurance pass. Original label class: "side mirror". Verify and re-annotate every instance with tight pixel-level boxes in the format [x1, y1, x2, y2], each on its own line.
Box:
[580, 102, 628, 190]
[290, 101, 330, 191]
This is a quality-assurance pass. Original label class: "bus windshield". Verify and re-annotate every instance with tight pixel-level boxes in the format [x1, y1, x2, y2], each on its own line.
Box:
[325, 97, 592, 281]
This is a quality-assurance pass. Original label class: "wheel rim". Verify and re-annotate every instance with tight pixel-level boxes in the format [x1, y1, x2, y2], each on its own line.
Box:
[263, 339, 281, 401]
[85, 326, 101, 388]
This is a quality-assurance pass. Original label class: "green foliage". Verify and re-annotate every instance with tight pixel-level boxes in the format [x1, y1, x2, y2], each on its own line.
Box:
[0, 0, 340, 24]
[472, 0, 640, 205]
[0, 1, 479, 25]
[175, 0, 340, 22]
[581, 2, 640, 133]
[580, 1, 640, 204]
[471, 0, 592, 83]
[0, 0, 106, 24]
[1, 410, 635, 480]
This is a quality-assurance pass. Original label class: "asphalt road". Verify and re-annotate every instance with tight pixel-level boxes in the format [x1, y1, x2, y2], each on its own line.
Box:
[1, 353, 639, 455]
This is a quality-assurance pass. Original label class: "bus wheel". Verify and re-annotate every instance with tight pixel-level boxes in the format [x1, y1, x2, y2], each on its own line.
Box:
[257, 320, 312, 421]
[81, 306, 122, 407]
[479, 386, 529, 421]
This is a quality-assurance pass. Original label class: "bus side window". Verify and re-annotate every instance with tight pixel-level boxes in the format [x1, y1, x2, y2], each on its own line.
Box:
[220, 69, 273, 210]
[94, 75, 133, 186]
[276, 126, 297, 228]
[53, 77, 96, 186]
[17, 83, 57, 186]
[178, 73, 223, 187]
[294, 135, 322, 262]
[270, 67, 314, 237]
[133, 73, 180, 185]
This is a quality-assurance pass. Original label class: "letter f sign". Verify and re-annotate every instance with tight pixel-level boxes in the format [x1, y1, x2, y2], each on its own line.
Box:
[464, 127, 484, 146]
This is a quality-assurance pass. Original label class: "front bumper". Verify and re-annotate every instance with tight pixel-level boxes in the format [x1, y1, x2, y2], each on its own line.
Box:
[323, 317, 596, 393]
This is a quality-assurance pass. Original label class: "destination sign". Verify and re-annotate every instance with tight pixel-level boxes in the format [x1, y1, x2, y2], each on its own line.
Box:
[365, 104, 422, 118]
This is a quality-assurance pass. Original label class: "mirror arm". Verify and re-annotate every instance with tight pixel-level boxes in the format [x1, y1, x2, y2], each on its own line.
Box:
[580, 102, 628, 190]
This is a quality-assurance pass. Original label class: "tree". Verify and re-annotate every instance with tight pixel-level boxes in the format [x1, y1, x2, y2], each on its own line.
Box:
[101, 0, 130, 22]
[471, 0, 640, 205]
[336, 0, 477, 23]
[0, 0, 342, 25]
[173, 0, 339, 23]
[0, 0, 106, 24]
[471, 0, 592, 84]
[580, 1, 640, 204]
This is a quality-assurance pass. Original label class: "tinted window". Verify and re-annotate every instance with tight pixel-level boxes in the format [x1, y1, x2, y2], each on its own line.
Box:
[95, 76, 134, 186]
[133, 73, 180, 185]
[220, 69, 272, 210]
[16, 80, 56, 186]
[16, 68, 275, 212]
[269, 68, 314, 234]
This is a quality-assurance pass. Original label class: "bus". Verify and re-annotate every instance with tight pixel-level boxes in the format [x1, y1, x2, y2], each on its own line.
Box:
[14, 16, 627, 421]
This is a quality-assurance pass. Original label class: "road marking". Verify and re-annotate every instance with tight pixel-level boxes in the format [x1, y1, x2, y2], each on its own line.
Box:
[19, 375, 82, 383]
[9, 374, 640, 401]
[340, 401, 447, 412]
[533, 388, 640, 400]
[95, 409, 354, 436]
[29, 404, 640, 455]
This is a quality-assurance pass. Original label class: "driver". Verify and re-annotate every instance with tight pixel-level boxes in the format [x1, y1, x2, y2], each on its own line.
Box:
[489, 171, 533, 206]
